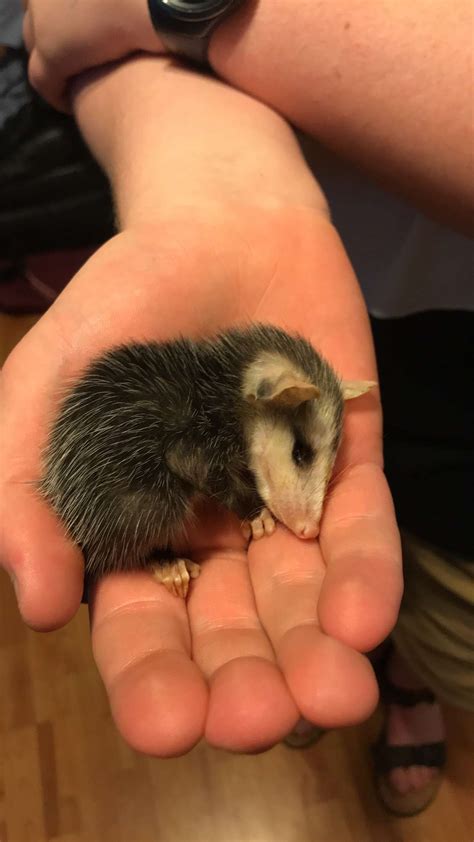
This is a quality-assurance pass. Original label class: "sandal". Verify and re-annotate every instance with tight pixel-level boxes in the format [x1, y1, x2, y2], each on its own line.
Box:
[283, 718, 325, 749]
[373, 669, 446, 816]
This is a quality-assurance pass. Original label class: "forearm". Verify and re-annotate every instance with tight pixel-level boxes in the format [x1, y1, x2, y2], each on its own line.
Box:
[209, 0, 472, 230]
[71, 56, 328, 230]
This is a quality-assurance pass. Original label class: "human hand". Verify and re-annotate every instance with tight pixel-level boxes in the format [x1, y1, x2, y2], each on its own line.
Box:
[23, 0, 162, 111]
[1, 209, 402, 755]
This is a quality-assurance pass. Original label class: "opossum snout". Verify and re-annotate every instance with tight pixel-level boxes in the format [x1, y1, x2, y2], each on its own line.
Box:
[272, 497, 323, 541]
[294, 521, 320, 540]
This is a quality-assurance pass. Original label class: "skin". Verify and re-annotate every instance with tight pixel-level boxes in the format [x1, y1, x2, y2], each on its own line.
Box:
[0, 58, 402, 756]
[386, 650, 444, 795]
[23, 0, 473, 231]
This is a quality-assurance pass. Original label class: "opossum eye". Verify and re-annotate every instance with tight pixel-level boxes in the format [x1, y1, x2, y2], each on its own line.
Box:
[292, 437, 314, 467]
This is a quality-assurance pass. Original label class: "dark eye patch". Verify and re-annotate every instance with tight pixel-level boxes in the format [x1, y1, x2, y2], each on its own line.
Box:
[291, 435, 315, 467]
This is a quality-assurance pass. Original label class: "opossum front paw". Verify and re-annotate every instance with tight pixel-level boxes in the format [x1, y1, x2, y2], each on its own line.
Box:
[151, 558, 201, 598]
[242, 507, 276, 541]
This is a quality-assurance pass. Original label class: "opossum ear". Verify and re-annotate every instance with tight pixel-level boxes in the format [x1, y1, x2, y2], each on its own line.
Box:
[244, 353, 320, 408]
[246, 374, 320, 408]
[341, 380, 378, 400]
[166, 441, 209, 491]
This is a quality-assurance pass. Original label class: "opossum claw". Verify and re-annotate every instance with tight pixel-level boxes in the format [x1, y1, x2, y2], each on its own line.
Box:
[242, 507, 276, 541]
[152, 558, 200, 598]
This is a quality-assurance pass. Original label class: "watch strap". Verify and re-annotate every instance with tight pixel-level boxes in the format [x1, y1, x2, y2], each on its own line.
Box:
[147, 0, 243, 66]
[158, 30, 209, 65]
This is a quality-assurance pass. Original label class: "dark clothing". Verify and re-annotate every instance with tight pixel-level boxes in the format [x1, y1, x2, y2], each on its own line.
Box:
[371, 310, 474, 559]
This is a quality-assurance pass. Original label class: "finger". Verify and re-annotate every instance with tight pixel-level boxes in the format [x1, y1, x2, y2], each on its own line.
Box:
[190, 560, 300, 751]
[27, 50, 71, 112]
[90, 570, 208, 757]
[186, 509, 299, 751]
[0, 482, 84, 630]
[248, 526, 379, 727]
[1, 307, 106, 629]
[318, 461, 402, 652]
[1, 345, 84, 630]
[23, 10, 34, 52]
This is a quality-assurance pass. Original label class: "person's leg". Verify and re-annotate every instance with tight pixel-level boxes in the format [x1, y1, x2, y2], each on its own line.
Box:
[374, 531, 474, 815]
[385, 646, 445, 794]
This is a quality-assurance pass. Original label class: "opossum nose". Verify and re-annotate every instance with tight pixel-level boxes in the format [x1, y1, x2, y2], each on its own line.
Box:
[295, 522, 320, 540]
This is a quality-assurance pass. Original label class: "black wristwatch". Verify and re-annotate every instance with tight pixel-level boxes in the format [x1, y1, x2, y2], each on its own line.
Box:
[147, 0, 245, 65]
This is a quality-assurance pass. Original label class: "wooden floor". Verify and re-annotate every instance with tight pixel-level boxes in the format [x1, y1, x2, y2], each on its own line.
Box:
[1, 313, 473, 842]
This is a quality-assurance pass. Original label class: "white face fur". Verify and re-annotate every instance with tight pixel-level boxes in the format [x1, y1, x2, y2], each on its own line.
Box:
[247, 411, 337, 539]
[242, 351, 376, 539]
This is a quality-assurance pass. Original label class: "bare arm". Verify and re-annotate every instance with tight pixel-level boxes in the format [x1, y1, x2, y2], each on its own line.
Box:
[211, 0, 473, 231]
[72, 58, 328, 228]
[25, 0, 473, 230]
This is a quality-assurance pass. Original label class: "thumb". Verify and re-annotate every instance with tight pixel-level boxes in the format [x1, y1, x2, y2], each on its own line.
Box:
[1, 482, 84, 630]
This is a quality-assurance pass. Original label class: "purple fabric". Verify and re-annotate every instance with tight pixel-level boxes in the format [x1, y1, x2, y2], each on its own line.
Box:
[0, 247, 96, 314]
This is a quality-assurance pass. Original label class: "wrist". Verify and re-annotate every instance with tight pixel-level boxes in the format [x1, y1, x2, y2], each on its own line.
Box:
[72, 55, 329, 230]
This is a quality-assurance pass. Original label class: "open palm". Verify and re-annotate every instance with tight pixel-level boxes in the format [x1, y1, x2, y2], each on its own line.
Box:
[0, 208, 401, 755]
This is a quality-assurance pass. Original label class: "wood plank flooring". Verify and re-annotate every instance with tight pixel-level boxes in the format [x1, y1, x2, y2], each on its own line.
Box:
[1, 313, 473, 842]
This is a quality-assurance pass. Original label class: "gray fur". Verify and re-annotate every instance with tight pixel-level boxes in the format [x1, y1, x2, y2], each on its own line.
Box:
[39, 324, 344, 578]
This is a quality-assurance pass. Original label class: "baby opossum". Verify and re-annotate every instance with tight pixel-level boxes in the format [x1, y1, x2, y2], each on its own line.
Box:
[39, 324, 375, 597]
